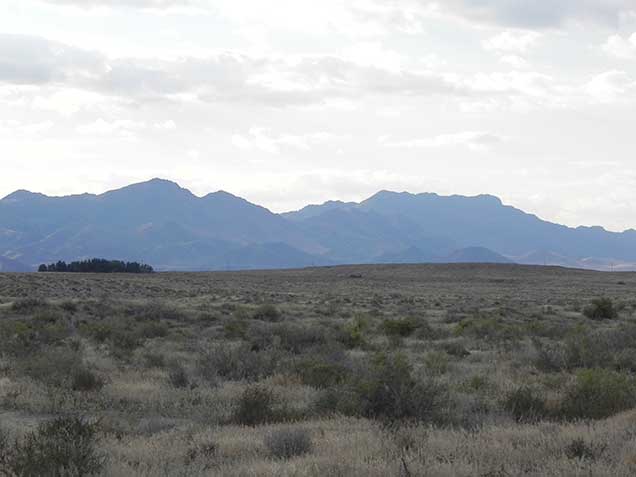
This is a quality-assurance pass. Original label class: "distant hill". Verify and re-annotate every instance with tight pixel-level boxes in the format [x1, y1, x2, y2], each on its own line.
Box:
[2, 178, 635, 271]
[0, 256, 31, 272]
[445, 247, 513, 264]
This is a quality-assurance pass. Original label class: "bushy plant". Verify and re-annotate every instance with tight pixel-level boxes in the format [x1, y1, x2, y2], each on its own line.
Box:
[223, 319, 249, 339]
[137, 321, 169, 339]
[333, 352, 450, 424]
[1, 417, 104, 476]
[583, 298, 618, 320]
[252, 304, 282, 322]
[125, 302, 185, 323]
[424, 351, 450, 376]
[382, 317, 418, 338]
[563, 327, 611, 370]
[80, 322, 114, 343]
[264, 428, 312, 459]
[142, 351, 166, 369]
[167, 362, 190, 389]
[11, 298, 49, 314]
[441, 341, 470, 358]
[196, 343, 280, 383]
[20, 347, 83, 387]
[502, 387, 548, 423]
[532, 338, 566, 373]
[71, 367, 105, 392]
[295, 359, 348, 388]
[560, 368, 635, 420]
[454, 316, 522, 344]
[339, 316, 368, 349]
[248, 322, 329, 354]
[232, 386, 280, 426]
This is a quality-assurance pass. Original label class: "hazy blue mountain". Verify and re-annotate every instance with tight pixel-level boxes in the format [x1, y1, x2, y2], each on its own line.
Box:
[289, 207, 455, 264]
[0, 256, 31, 272]
[375, 246, 439, 264]
[2, 179, 636, 271]
[289, 191, 636, 269]
[281, 200, 356, 221]
[0, 179, 322, 270]
[444, 247, 513, 264]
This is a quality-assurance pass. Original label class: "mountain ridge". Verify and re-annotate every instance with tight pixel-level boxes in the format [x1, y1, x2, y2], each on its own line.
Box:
[2, 178, 635, 272]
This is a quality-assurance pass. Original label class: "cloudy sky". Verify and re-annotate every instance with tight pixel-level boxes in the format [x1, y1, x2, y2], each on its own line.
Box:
[1, 1, 636, 231]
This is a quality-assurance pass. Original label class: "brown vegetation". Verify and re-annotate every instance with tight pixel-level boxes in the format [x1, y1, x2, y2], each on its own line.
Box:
[1, 264, 636, 475]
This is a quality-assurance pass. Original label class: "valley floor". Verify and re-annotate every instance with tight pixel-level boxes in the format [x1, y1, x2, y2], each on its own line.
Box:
[1, 264, 636, 476]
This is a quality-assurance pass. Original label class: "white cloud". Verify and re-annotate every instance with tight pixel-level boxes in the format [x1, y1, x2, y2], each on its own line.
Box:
[381, 131, 503, 151]
[439, 0, 636, 29]
[0, 120, 54, 135]
[484, 30, 541, 54]
[76, 118, 146, 137]
[155, 120, 177, 130]
[584, 70, 636, 102]
[602, 33, 636, 59]
[231, 127, 338, 154]
[38, 0, 202, 9]
[499, 55, 530, 69]
[4, 33, 632, 116]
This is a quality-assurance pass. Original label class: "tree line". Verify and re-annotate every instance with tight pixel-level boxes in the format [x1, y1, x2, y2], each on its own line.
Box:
[38, 259, 154, 274]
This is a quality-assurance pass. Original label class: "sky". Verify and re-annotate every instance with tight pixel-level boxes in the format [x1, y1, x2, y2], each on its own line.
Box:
[1, 1, 636, 231]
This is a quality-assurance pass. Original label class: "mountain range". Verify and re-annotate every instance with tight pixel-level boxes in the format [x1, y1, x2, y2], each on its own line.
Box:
[0, 178, 634, 272]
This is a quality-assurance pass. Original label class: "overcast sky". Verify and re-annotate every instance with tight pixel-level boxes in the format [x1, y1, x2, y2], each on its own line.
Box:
[1, 1, 636, 231]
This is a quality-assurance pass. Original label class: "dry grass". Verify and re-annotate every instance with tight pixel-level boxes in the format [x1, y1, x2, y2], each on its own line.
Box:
[1, 264, 636, 475]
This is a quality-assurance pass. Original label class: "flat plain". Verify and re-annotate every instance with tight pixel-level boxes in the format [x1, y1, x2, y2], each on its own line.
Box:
[2, 264, 636, 476]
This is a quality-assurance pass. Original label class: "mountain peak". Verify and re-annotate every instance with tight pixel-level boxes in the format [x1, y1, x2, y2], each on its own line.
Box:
[101, 178, 194, 199]
[1, 189, 46, 202]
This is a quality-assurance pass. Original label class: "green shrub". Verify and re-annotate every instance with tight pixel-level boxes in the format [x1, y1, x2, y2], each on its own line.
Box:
[382, 317, 418, 338]
[423, 351, 450, 376]
[295, 359, 348, 388]
[223, 319, 249, 339]
[60, 300, 78, 313]
[125, 302, 186, 323]
[252, 304, 282, 322]
[414, 321, 449, 340]
[142, 351, 166, 369]
[248, 323, 329, 354]
[564, 438, 607, 461]
[563, 328, 611, 370]
[32, 308, 64, 324]
[184, 440, 217, 465]
[454, 316, 521, 344]
[20, 347, 83, 387]
[560, 369, 635, 420]
[264, 428, 312, 459]
[80, 322, 114, 343]
[441, 342, 470, 358]
[347, 353, 450, 423]
[11, 298, 49, 314]
[108, 325, 143, 357]
[167, 362, 190, 389]
[339, 316, 368, 349]
[583, 298, 618, 320]
[532, 338, 566, 373]
[502, 387, 548, 423]
[1, 417, 104, 476]
[614, 348, 636, 372]
[232, 386, 280, 426]
[196, 344, 280, 383]
[71, 367, 105, 392]
[0, 320, 36, 355]
[137, 321, 169, 339]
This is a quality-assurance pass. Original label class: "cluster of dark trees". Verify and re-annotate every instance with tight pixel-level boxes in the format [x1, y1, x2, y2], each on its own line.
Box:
[38, 259, 154, 274]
